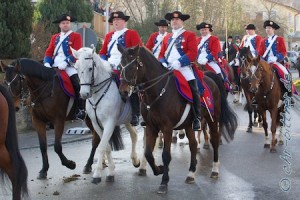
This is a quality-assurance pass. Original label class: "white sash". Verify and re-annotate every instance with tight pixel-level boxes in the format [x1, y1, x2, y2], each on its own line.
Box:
[164, 29, 185, 58]
[262, 35, 278, 59]
[152, 34, 164, 54]
[107, 28, 128, 52]
[54, 31, 73, 56]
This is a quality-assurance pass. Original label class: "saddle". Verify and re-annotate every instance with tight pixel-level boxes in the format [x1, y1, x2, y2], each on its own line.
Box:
[57, 70, 75, 97]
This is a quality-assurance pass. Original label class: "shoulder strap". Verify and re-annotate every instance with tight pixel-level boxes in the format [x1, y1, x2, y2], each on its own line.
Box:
[164, 29, 185, 58]
[262, 35, 278, 59]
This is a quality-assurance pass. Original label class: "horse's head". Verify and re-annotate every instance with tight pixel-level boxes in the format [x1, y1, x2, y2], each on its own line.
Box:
[72, 46, 112, 99]
[247, 56, 265, 93]
[238, 47, 253, 78]
[1, 60, 24, 111]
[118, 44, 144, 98]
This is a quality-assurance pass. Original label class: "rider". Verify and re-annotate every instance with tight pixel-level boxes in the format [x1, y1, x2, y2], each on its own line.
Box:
[223, 35, 239, 63]
[257, 20, 294, 105]
[43, 13, 86, 120]
[99, 11, 143, 126]
[146, 19, 169, 59]
[158, 11, 202, 131]
[196, 22, 228, 82]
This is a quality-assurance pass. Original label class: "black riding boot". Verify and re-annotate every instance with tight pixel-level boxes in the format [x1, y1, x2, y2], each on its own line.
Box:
[188, 80, 201, 131]
[70, 74, 86, 120]
[130, 92, 140, 126]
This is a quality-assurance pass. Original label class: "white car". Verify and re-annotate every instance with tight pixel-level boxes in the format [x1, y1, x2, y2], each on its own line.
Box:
[287, 51, 299, 68]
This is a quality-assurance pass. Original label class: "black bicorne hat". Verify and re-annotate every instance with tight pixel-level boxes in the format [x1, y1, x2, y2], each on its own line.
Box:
[196, 22, 213, 32]
[154, 19, 169, 26]
[108, 11, 130, 23]
[53, 14, 77, 24]
[263, 20, 280, 30]
[165, 11, 190, 21]
[245, 24, 256, 30]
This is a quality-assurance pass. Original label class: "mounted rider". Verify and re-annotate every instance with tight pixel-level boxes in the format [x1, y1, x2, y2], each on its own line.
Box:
[158, 11, 202, 131]
[257, 20, 295, 105]
[146, 19, 169, 59]
[43, 13, 85, 120]
[196, 22, 229, 83]
[99, 11, 143, 126]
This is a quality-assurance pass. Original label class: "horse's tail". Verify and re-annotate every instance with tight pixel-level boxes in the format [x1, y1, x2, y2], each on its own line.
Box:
[109, 126, 124, 151]
[206, 72, 238, 141]
[0, 85, 28, 198]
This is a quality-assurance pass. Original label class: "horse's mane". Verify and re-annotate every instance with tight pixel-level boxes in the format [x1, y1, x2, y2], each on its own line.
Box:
[17, 58, 55, 80]
[139, 46, 166, 70]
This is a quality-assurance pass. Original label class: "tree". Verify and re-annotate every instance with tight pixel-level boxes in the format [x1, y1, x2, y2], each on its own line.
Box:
[36, 0, 94, 33]
[0, 0, 33, 59]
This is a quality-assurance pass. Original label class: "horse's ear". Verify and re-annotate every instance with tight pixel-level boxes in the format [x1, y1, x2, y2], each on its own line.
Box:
[117, 43, 125, 54]
[71, 47, 80, 59]
[91, 44, 96, 54]
[133, 45, 140, 55]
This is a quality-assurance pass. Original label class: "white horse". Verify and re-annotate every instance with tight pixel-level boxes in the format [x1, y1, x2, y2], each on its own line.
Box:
[72, 47, 145, 183]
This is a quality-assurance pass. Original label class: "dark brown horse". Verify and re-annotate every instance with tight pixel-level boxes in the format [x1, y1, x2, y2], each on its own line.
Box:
[238, 47, 262, 132]
[1, 59, 123, 179]
[118, 45, 237, 194]
[247, 57, 284, 152]
[0, 84, 28, 200]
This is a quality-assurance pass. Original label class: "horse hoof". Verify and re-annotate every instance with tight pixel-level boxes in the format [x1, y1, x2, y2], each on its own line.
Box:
[91, 177, 102, 184]
[185, 176, 195, 184]
[157, 184, 168, 194]
[203, 144, 210, 149]
[179, 133, 185, 139]
[37, 172, 47, 180]
[253, 122, 258, 127]
[83, 166, 92, 174]
[158, 142, 163, 148]
[270, 148, 277, 153]
[66, 161, 76, 170]
[138, 169, 147, 176]
[210, 172, 219, 179]
[278, 140, 284, 146]
[172, 136, 177, 143]
[133, 160, 140, 168]
[264, 144, 270, 149]
[246, 127, 252, 133]
[106, 175, 115, 182]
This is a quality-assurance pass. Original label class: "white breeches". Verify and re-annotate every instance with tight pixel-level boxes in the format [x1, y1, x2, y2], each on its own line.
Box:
[177, 65, 195, 81]
[207, 61, 221, 74]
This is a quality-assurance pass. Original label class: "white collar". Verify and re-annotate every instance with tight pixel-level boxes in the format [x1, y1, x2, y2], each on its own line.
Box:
[202, 34, 211, 40]
[60, 30, 72, 37]
[172, 27, 184, 38]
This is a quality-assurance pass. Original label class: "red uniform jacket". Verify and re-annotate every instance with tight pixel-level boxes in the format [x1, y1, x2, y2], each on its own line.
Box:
[258, 36, 286, 62]
[99, 29, 142, 60]
[197, 35, 221, 62]
[146, 32, 159, 51]
[44, 32, 82, 65]
[158, 30, 197, 67]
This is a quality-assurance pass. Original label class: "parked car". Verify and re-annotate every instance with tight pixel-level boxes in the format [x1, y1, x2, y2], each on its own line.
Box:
[287, 51, 299, 68]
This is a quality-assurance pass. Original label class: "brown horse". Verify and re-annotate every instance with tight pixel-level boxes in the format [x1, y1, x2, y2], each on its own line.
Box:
[247, 56, 284, 152]
[238, 47, 262, 132]
[2, 58, 123, 179]
[118, 45, 237, 194]
[0, 84, 28, 200]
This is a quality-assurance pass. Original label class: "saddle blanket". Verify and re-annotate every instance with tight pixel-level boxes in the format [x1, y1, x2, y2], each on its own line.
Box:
[173, 67, 214, 115]
[58, 70, 75, 97]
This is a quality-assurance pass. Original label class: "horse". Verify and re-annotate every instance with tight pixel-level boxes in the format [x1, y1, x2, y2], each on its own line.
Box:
[71, 47, 142, 184]
[247, 56, 284, 152]
[118, 45, 238, 194]
[2, 58, 108, 180]
[238, 47, 262, 132]
[0, 84, 28, 200]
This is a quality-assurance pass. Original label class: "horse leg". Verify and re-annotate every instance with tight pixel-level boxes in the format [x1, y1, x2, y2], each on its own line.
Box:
[270, 109, 278, 153]
[138, 127, 148, 176]
[53, 121, 76, 170]
[32, 118, 49, 179]
[261, 111, 270, 148]
[202, 121, 210, 149]
[157, 129, 173, 194]
[171, 130, 178, 143]
[158, 131, 164, 148]
[83, 130, 100, 174]
[184, 126, 198, 184]
[125, 123, 140, 167]
[105, 145, 115, 182]
[92, 122, 115, 184]
[209, 123, 220, 178]
[247, 107, 253, 133]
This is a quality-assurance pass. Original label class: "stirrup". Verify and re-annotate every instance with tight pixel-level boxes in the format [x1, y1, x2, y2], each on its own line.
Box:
[192, 118, 201, 131]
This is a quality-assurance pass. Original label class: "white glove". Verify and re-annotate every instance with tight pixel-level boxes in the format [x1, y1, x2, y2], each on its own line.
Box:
[198, 57, 208, 65]
[170, 60, 181, 70]
[44, 63, 51, 68]
[268, 56, 277, 63]
[161, 62, 168, 68]
[58, 61, 68, 70]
